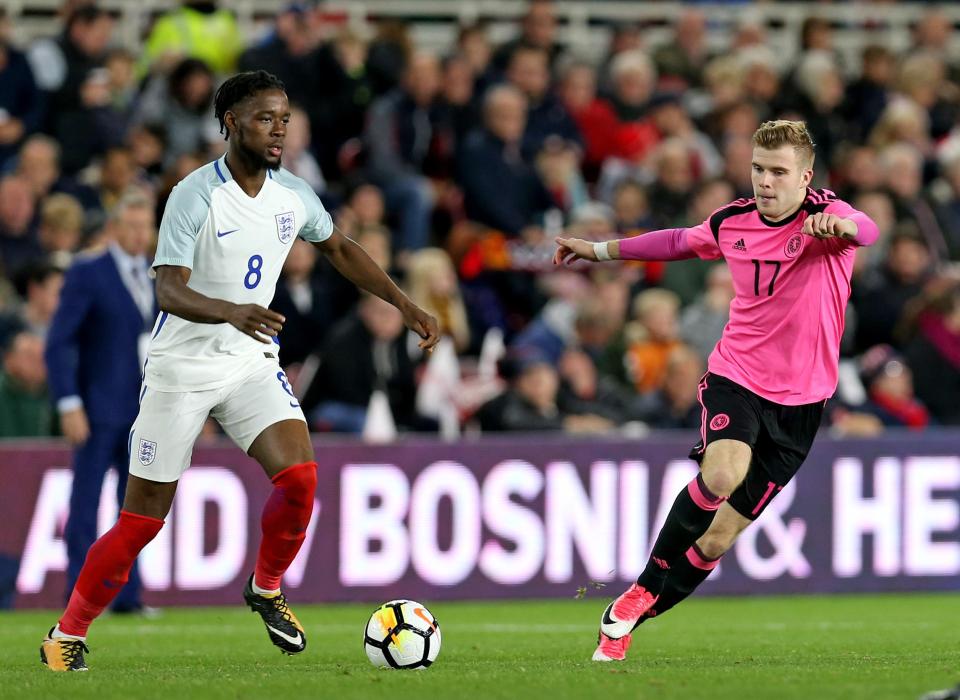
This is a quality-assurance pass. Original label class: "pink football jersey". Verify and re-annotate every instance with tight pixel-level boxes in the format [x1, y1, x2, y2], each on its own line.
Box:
[685, 188, 873, 405]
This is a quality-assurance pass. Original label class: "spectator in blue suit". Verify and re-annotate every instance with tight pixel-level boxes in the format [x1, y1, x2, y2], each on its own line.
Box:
[45, 192, 157, 613]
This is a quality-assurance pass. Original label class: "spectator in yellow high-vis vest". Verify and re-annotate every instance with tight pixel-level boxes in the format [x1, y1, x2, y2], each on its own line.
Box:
[140, 1, 243, 77]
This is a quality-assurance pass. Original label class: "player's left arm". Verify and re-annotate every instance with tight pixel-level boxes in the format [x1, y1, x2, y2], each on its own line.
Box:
[802, 200, 879, 247]
[295, 176, 439, 351]
[313, 229, 441, 351]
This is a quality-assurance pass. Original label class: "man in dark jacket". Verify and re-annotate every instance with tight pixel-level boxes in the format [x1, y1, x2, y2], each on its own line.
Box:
[478, 346, 614, 433]
[302, 292, 421, 432]
[0, 10, 42, 168]
[505, 45, 582, 160]
[27, 6, 113, 136]
[363, 52, 443, 253]
[456, 84, 554, 237]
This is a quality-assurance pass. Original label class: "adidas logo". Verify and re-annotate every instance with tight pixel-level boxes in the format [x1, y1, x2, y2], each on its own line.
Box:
[732, 238, 747, 252]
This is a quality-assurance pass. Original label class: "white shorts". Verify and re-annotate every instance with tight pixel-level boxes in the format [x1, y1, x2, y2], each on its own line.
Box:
[128, 357, 306, 483]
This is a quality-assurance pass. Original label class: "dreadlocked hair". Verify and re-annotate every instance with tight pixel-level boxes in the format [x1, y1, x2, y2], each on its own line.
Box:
[214, 71, 286, 140]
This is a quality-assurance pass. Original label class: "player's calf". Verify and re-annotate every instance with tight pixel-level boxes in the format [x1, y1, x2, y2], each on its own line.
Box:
[58, 510, 164, 635]
[254, 461, 317, 591]
[245, 456, 316, 655]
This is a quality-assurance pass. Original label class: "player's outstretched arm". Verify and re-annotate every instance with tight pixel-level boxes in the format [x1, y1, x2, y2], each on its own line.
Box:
[314, 230, 441, 351]
[155, 265, 285, 344]
[553, 237, 621, 265]
[554, 227, 698, 266]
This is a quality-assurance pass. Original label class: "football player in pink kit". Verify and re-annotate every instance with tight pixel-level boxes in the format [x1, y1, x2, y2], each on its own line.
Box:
[554, 121, 879, 662]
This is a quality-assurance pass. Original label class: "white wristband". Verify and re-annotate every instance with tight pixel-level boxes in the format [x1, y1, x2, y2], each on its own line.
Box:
[57, 396, 84, 413]
[593, 241, 612, 261]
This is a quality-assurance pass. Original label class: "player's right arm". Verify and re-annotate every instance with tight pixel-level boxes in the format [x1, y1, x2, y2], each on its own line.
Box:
[154, 265, 284, 344]
[553, 227, 703, 265]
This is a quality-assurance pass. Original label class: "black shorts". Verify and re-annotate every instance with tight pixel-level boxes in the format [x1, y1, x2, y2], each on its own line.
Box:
[689, 372, 824, 520]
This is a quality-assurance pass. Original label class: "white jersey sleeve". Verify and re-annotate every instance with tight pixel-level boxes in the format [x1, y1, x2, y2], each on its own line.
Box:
[154, 168, 219, 269]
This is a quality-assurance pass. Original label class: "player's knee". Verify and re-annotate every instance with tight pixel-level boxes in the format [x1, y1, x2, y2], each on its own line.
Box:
[122, 478, 176, 520]
[298, 444, 316, 466]
[700, 444, 750, 497]
[274, 461, 318, 506]
[699, 464, 742, 498]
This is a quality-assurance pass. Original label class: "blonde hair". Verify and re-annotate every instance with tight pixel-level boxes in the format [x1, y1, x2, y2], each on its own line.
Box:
[625, 288, 680, 344]
[752, 120, 816, 168]
[897, 50, 944, 93]
[868, 97, 929, 150]
[40, 193, 84, 231]
[632, 288, 680, 321]
[704, 55, 744, 92]
[405, 247, 470, 352]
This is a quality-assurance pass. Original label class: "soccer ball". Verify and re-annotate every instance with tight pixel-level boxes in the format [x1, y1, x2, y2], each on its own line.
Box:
[363, 599, 441, 670]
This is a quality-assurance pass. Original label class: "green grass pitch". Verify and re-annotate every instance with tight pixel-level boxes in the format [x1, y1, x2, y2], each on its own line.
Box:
[2, 593, 956, 699]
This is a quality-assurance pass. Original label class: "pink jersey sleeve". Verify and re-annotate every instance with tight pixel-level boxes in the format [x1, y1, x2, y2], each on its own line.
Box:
[617, 227, 698, 261]
[825, 199, 879, 247]
[685, 213, 724, 261]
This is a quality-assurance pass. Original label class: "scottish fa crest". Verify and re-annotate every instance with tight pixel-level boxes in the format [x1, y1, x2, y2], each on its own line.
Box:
[138, 438, 157, 466]
[276, 211, 295, 244]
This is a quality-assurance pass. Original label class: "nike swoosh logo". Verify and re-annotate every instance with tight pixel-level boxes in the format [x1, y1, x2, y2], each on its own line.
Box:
[217, 229, 239, 238]
[265, 624, 302, 646]
[601, 604, 617, 626]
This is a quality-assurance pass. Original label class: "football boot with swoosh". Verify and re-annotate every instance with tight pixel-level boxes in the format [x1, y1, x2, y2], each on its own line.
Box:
[243, 575, 307, 654]
[592, 583, 658, 661]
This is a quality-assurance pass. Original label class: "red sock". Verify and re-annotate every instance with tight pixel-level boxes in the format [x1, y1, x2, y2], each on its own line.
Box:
[59, 510, 164, 637]
[254, 462, 317, 591]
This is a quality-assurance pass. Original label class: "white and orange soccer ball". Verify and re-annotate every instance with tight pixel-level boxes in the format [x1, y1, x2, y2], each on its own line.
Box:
[363, 600, 441, 670]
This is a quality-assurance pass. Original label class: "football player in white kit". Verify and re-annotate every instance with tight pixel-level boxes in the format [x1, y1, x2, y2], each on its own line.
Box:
[41, 71, 440, 672]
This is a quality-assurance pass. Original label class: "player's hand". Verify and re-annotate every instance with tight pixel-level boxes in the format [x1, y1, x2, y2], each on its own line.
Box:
[61, 407, 90, 446]
[554, 237, 598, 265]
[226, 303, 285, 344]
[802, 213, 857, 240]
[402, 303, 441, 353]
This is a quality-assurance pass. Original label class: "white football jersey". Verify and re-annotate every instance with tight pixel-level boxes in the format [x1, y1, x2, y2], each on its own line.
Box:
[146, 153, 332, 391]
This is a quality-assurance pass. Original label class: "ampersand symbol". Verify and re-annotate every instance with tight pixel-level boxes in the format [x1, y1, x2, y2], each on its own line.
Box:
[735, 480, 811, 579]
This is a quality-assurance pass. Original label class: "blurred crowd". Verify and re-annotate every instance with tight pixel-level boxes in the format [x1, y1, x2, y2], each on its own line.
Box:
[0, 0, 958, 439]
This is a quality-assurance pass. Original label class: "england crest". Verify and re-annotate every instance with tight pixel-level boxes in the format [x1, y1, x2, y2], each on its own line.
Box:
[138, 438, 157, 466]
[276, 211, 295, 244]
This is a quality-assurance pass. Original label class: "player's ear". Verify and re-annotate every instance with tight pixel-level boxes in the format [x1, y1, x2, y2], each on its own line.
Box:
[224, 110, 237, 136]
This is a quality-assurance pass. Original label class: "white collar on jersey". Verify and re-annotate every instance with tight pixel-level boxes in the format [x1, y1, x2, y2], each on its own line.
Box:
[214, 152, 275, 184]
